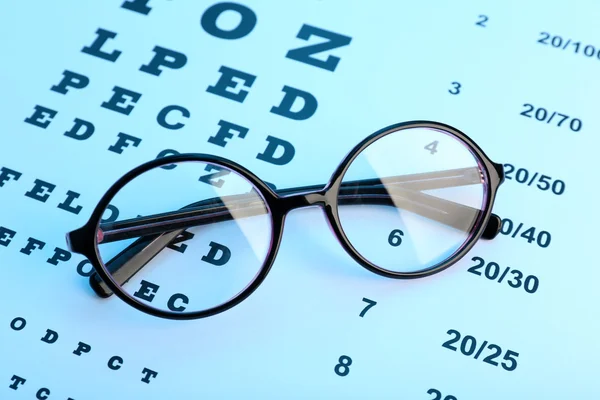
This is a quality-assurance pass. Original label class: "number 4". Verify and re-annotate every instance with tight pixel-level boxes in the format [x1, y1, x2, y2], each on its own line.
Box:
[425, 141, 439, 154]
[360, 298, 377, 317]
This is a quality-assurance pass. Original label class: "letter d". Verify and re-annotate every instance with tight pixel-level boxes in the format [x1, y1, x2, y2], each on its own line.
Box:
[201, 241, 231, 266]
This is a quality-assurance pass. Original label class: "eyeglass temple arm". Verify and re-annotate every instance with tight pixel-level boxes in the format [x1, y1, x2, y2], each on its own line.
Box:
[278, 166, 483, 196]
[98, 166, 489, 244]
[89, 167, 501, 297]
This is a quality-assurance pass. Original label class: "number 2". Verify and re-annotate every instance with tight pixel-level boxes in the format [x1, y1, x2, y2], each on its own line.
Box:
[520, 103, 534, 118]
[428, 389, 442, 400]
[360, 298, 377, 317]
[482, 344, 502, 366]
[537, 32, 550, 44]
[442, 329, 461, 351]
[467, 256, 485, 275]
[428, 388, 458, 400]
[476, 15, 488, 27]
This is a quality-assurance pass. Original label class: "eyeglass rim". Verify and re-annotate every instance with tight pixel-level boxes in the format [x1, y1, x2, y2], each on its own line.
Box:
[324, 120, 503, 280]
[69, 156, 281, 321]
[66, 120, 503, 320]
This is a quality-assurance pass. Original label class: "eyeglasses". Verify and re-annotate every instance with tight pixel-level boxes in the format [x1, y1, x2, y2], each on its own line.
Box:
[66, 120, 504, 320]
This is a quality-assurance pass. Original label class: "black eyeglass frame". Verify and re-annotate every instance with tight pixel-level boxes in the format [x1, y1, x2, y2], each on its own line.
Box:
[66, 120, 504, 320]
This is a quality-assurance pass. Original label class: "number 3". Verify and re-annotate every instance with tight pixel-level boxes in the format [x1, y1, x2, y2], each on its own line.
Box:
[449, 82, 461, 95]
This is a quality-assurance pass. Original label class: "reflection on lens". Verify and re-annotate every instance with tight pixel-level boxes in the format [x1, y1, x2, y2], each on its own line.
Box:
[95, 161, 272, 315]
[337, 127, 487, 274]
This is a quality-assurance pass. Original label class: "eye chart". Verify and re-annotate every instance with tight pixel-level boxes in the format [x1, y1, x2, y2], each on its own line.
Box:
[0, 0, 598, 399]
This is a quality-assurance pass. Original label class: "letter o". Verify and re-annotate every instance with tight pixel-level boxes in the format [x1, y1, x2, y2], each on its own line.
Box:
[201, 2, 257, 40]
[101, 204, 120, 223]
[76, 259, 94, 277]
[10, 317, 26, 331]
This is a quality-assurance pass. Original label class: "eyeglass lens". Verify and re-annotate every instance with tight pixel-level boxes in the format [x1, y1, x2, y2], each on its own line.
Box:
[95, 161, 273, 314]
[337, 127, 487, 274]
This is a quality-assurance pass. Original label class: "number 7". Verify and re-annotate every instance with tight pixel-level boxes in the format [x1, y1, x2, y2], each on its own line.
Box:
[556, 113, 569, 126]
[360, 298, 377, 317]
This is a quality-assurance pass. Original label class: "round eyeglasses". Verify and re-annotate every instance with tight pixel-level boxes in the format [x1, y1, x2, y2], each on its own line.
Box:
[66, 121, 505, 320]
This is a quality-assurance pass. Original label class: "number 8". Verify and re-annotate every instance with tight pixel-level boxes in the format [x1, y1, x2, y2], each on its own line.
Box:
[334, 355, 352, 377]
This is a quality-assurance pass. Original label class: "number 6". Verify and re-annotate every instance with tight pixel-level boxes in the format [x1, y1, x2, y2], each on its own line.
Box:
[388, 229, 404, 246]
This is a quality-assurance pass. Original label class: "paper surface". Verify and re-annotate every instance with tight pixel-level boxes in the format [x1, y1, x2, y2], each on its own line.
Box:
[1, 1, 598, 398]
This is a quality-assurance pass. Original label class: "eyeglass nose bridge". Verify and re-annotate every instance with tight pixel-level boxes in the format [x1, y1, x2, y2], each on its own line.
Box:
[277, 190, 329, 213]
